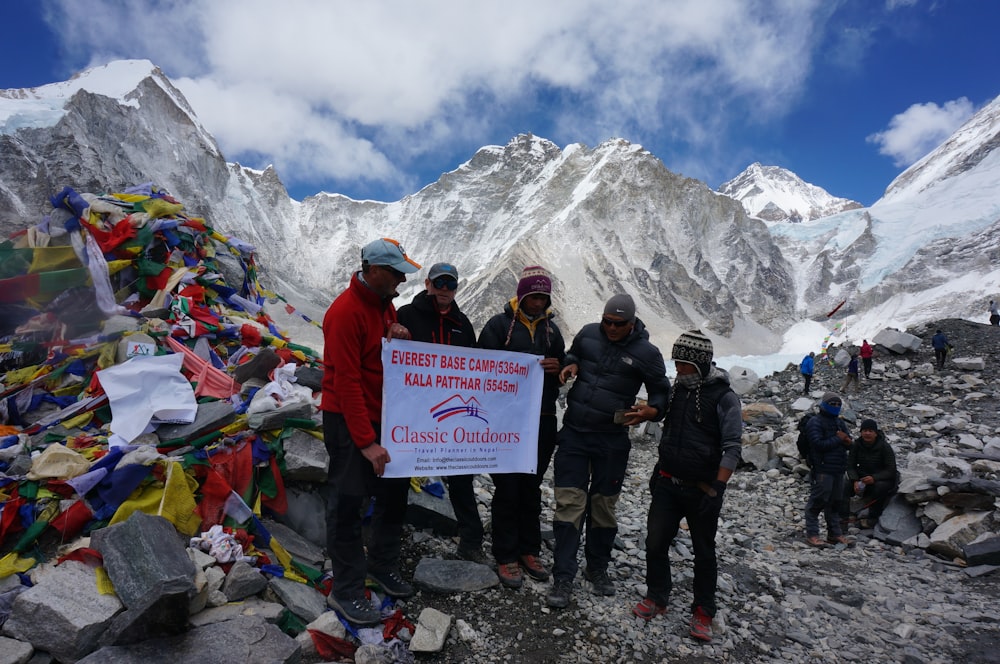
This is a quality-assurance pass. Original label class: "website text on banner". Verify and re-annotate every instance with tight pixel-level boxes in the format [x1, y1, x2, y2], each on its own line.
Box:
[380, 339, 544, 478]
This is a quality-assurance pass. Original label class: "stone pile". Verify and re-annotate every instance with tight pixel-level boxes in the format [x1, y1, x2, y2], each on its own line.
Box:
[0, 184, 455, 663]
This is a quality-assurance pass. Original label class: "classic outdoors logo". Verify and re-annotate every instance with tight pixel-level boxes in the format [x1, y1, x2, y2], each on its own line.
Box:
[430, 395, 488, 424]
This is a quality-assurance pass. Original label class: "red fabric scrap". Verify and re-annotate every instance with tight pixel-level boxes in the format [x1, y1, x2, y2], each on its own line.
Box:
[240, 323, 263, 348]
[146, 266, 172, 292]
[0, 496, 25, 547]
[85, 218, 138, 253]
[382, 608, 416, 640]
[56, 547, 104, 568]
[308, 629, 357, 660]
[48, 500, 94, 539]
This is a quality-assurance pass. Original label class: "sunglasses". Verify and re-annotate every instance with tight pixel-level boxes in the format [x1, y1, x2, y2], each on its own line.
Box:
[601, 317, 631, 328]
[380, 265, 406, 279]
[432, 276, 458, 291]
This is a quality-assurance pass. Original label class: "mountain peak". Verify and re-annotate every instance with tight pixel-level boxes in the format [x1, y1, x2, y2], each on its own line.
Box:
[719, 163, 862, 223]
[880, 93, 1000, 204]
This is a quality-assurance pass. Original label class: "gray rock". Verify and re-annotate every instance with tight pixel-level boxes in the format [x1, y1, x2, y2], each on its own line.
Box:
[222, 561, 268, 601]
[76, 614, 300, 664]
[410, 607, 453, 653]
[2, 561, 123, 662]
[0, 635, 33, 664]
[278, 486, 328, 548]
[260, 519, 326, 569]
[872, 328, 921, 354]
[97, 577, 192, 646]
[188, 597, 285, 627]
[413, 558, 499, 593]
[90, 511, 196, 610]
[266, 576, 326, 623]
[874, 495, 923, 546]
[247, 402, 314, 431]
[155, 400, 236, 443]
[952, 356, 985, 370]
[963, 536, 1000, 566]
[282, 429, 329, 482]
[728, 365, 760, 395]
[407, 486, 458, 536]
[928, 510, 996, 559]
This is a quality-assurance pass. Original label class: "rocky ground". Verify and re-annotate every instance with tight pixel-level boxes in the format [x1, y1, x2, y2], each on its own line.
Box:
[369, 319, 1000, 663]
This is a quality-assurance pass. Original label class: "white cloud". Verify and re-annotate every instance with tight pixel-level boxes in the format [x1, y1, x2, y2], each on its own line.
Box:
[44, 0, 835, 197]
[866, 98, 976, 167]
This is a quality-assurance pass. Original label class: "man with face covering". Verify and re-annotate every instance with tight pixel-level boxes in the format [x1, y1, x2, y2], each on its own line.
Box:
[633, 329, 742, 644]
[803, 391, 853, 548]
[546, 294, 670, 609]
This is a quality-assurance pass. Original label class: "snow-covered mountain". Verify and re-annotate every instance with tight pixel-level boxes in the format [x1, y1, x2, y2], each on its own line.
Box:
[718, 162, 863, 223]
[1, 59, 998, 361]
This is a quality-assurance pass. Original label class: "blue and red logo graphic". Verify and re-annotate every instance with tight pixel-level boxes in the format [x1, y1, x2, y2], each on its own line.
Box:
[430, 395, 488, 424]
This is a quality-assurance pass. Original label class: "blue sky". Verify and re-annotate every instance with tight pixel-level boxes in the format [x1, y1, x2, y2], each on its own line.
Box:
[2, 0, 998, 206]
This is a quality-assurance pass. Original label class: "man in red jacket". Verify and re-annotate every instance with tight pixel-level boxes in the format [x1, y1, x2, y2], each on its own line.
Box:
[321, 238, 420, 625]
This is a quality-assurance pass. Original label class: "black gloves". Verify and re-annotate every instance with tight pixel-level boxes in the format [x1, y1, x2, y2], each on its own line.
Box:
[698, 480, 727, 519]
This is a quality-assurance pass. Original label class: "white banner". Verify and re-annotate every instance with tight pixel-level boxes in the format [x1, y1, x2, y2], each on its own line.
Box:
[380, 339, 543, 478]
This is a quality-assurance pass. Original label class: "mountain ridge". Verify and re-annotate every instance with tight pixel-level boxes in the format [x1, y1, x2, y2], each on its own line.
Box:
[1, 60, 998, 357]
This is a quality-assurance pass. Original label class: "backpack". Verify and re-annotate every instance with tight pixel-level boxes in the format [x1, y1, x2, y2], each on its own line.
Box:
[796, 414, 814, 466]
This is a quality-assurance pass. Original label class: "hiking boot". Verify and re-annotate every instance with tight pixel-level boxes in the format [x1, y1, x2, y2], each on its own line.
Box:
[457, 545, 490, 566]
[327, 594, 381, 625]
[689, 606, 713, 642]
[633, 597, 667, 620]
[583, 568, 615, 596]
[546, 579, 572, 608]
[497, 562, 523, 589]
[518, 554, 549, 581]
[366, 569, 414, 599]
[805, 535, 827, 548]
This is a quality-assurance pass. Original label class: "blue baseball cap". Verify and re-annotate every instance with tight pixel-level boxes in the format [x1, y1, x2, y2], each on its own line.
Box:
[361, 238, 421, 273]
[428, 263, 458, 281]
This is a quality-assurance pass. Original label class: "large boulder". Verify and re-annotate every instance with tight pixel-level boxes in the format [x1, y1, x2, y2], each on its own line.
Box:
[872, 329, 921, 354]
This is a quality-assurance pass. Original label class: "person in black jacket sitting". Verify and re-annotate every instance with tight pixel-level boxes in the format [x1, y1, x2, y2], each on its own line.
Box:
[839, 418, 897, 529]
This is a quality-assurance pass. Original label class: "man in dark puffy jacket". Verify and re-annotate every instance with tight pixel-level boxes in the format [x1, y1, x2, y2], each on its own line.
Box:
[546, 294, 670, 610]
[397, 262, 486, 564]
[633, 329, 742, 643]
[804, 391, 852, 547]
[839, 418, 897, 529]
[479, 266, 566, 589]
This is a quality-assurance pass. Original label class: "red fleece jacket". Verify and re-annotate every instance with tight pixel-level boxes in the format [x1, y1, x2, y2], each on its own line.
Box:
[321, 272, 396, 449]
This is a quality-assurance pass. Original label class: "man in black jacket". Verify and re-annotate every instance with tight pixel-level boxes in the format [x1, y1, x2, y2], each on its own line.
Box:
[396, 263, 486, 563]
[839, 418, 897, 529]
[479, 266, 566, 589]
[633, 329, 742, 644]
[804, 391, 852, 547]
[546, 294, 670, 609]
